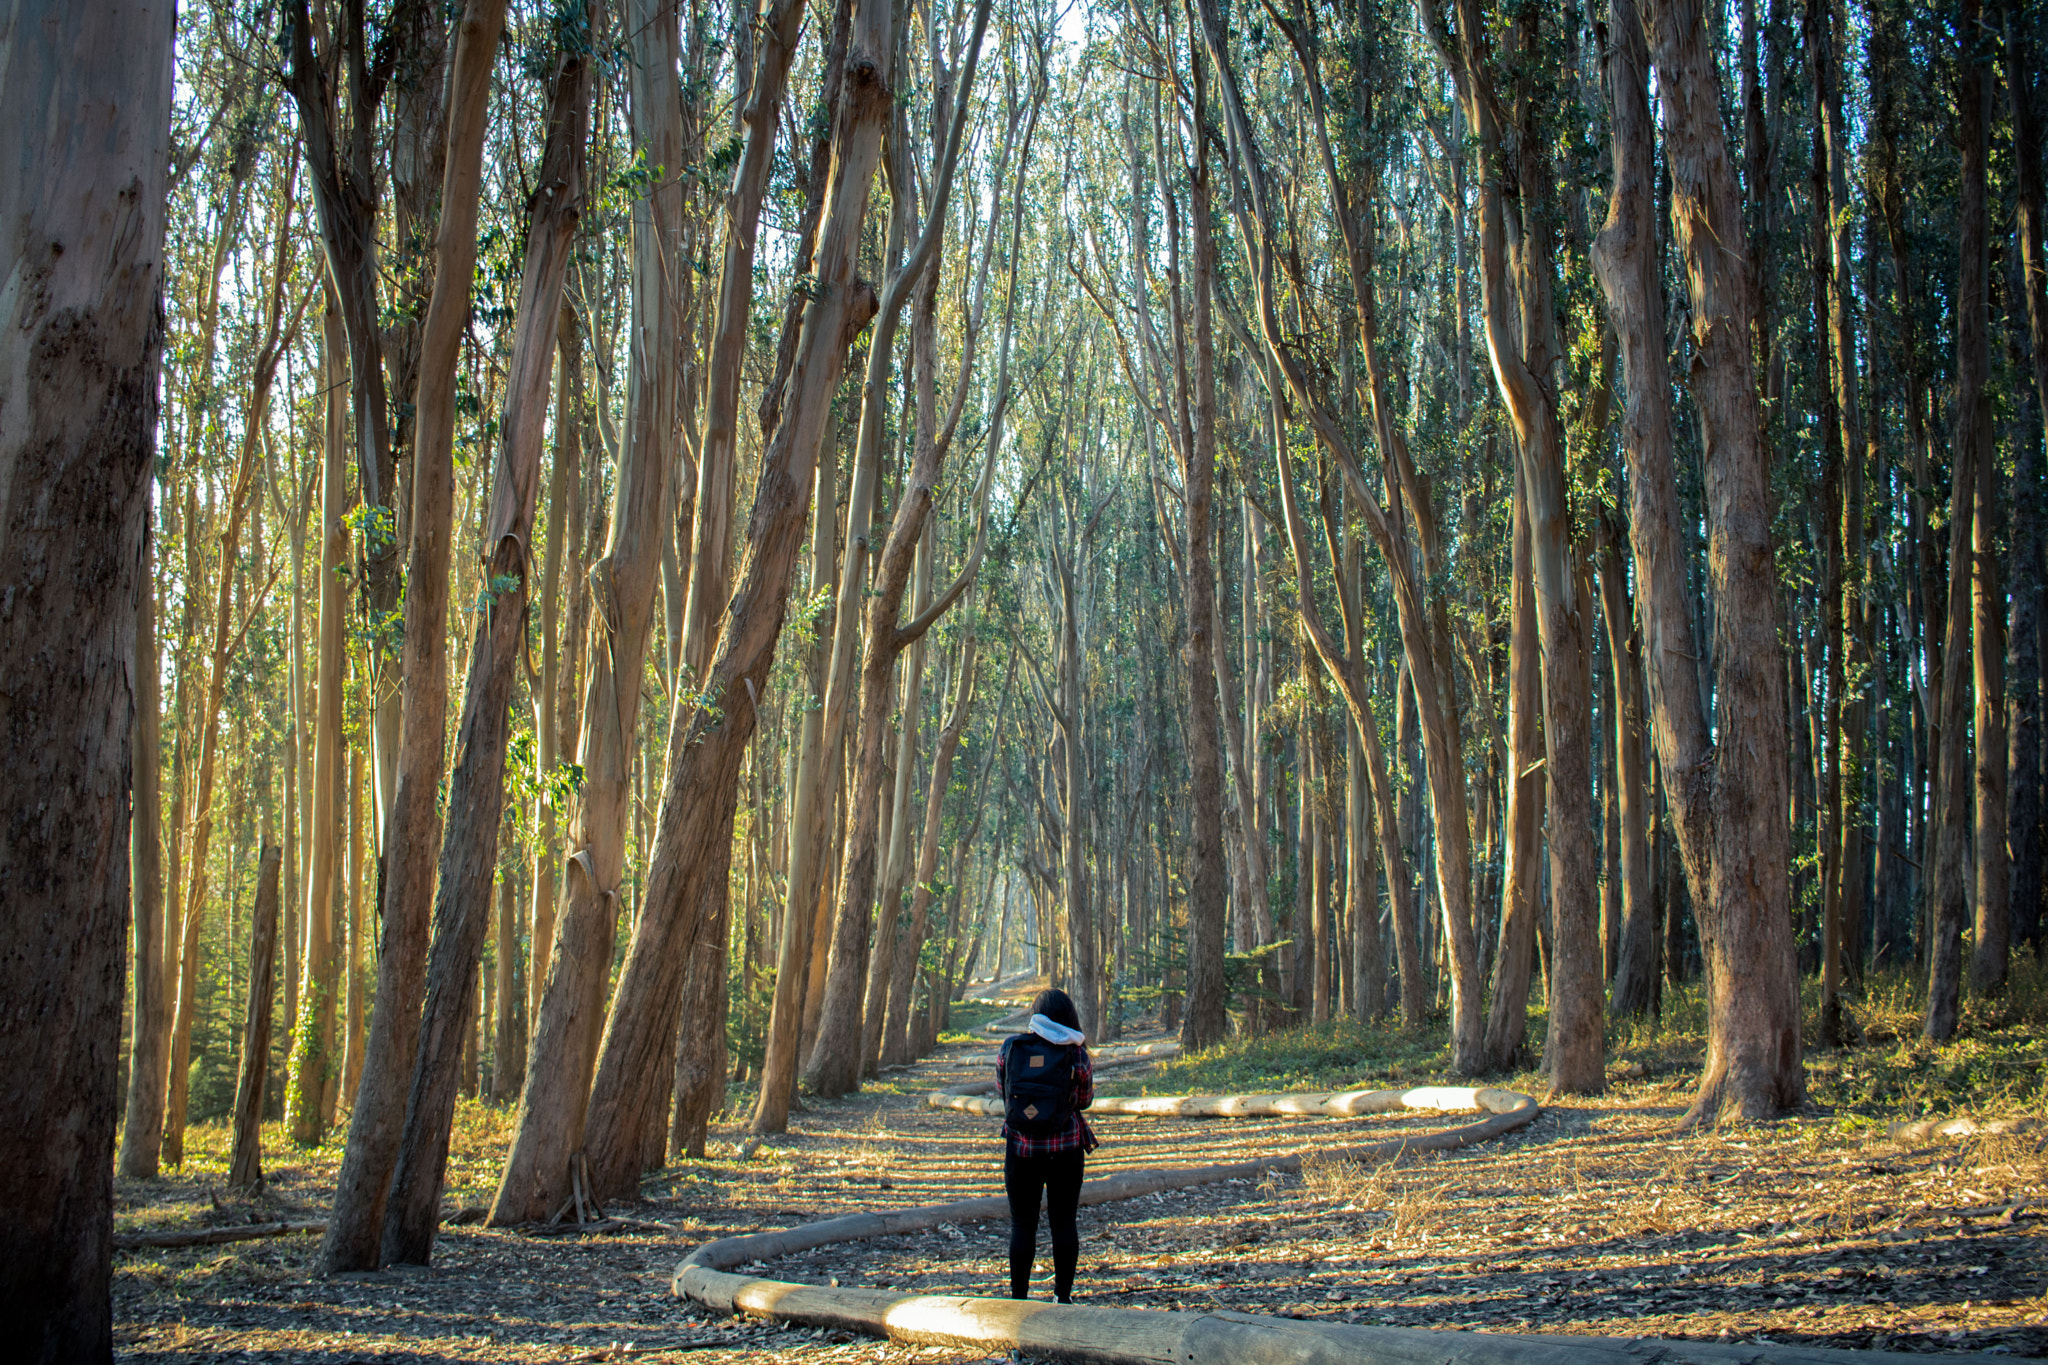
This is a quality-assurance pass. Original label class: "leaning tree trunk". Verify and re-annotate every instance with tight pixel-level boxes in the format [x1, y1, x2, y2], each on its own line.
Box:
[573, 0, 900, 1203]
[321, 0, 509, 1272]
[378, 11, 594, 1265]
[800, 2, 999, 1096]
[1639, 0, 1803, 1122]
[489, 0, 684, 1229]
[0, 0, 169, 1347]
[228, 844, 283, 1192]
[1929, 0, 1993, 1039]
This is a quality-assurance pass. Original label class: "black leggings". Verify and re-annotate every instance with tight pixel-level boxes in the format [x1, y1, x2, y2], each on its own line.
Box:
[1004, 1147, 1085, 1300]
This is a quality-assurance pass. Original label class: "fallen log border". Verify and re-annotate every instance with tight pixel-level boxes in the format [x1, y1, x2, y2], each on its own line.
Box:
[671, 1081, 1980, 1360]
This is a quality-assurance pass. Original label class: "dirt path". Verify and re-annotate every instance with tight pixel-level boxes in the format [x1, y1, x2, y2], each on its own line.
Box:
[115, 1027, 2048, 1361]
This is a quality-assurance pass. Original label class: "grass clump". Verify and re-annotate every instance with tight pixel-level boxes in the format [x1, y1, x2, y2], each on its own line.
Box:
[938, 999, 1010, 1043]
[1097, 1017, 1452, 1097]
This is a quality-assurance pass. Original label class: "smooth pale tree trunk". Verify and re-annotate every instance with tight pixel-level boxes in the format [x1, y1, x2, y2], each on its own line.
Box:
[751, 453, 840, 1133]
[0, 6, 166, 1349]
[165, 193, 292, 1166]
[2007, 0, 2048, 957]
[122, 511, 169, 1179]
[1483, 470, 1545, 1071]
[378, 11, 592, 1265]
[322, 0, 508, 1271]
[343, 748, 366, 1104]
[490, 0, 684, 1229]
[1639, 0, 1803, 1121]
[883, 634, 981, 1067]
[286, 297, 352, 1143]
[1930, 3, 1993, 1038]
[528, 304, 580, 1033]
[863, 551, 932, 1077]
[228, 844, 283, 1191]
[574, 0, 902, 1203]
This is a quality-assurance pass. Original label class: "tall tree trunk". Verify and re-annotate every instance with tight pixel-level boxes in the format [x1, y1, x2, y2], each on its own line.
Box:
[1639, 0, 1803, 1121]
[1484, 466, 1545, 1070]
[377, 7, 592, 1264]
[322, 0, 509, 1271]
[1931, 0, 1994, 1033]
[751, 454, 840, 1133]
[164, 179, 292, 1166]
[528, 304, 580, 1035]
[1426, 0, 1603, 1096]
[1971, 2, 2010, 992]
[2007, 0, 2048, 957]
[574, 0, 905, 1201]
[801, 12, 1004, 1093]
[342, 746, 366, 1103]
[122, 507, 169, 1179]
[228, 844, 283, 1191]
[286, 297, 352, 1142]
[1177, 49, 1231, 1051]
[490, 0, 687, 1228]
[0, 0, 167, 1342]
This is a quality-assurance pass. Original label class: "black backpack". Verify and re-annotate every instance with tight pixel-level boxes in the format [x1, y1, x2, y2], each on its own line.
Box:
[1000, 1034, 1076, 1137]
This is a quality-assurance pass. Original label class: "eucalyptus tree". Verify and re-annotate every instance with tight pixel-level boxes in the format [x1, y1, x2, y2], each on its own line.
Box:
[0, 0, 172, 1349]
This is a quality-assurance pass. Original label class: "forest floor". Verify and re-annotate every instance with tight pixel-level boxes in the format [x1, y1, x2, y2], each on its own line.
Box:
[114, 984, 2048, 1362]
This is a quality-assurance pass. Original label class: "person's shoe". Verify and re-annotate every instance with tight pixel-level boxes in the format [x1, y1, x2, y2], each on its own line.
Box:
[1055, 1294, 1075, 1305]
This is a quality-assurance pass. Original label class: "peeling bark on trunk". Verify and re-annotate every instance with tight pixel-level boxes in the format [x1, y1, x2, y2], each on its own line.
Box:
[0, 0, 168, 1341]
[322, 0, 509, 1271]
[490, 0, 685, 1228]
[1638, 0, 1803, 1121]
[377, 7, 592, 1264]
[574, 0, 903, 1200]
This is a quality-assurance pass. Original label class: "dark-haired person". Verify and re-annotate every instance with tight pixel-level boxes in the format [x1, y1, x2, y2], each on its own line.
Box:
[995, 988, 1097, 1303]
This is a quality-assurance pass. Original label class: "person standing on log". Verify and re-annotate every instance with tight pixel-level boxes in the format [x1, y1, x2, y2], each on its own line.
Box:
[996, 988, 1097, 1303]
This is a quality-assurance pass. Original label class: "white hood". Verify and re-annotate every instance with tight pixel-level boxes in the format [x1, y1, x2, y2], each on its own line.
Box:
[1028, 1014, 1085, 1046]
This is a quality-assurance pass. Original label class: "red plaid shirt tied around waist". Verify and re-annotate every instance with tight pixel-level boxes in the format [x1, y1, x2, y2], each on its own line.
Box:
[996, 1040, 1098, 1157]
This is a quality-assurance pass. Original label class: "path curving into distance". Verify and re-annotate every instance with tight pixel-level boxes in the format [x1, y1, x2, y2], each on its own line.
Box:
[669, 1014, 1980, 1362]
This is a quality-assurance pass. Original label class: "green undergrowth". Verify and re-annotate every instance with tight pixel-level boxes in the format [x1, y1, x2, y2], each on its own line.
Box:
[1095, 1016, 1461, 1098]
[937, 999, 1008, 1043]
[1093, 957, 2048, 1126]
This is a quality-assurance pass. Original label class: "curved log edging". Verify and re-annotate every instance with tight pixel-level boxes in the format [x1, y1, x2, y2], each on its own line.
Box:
[928, 1080, 1527, 1121]
[672, 1082, 1983, 1359]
